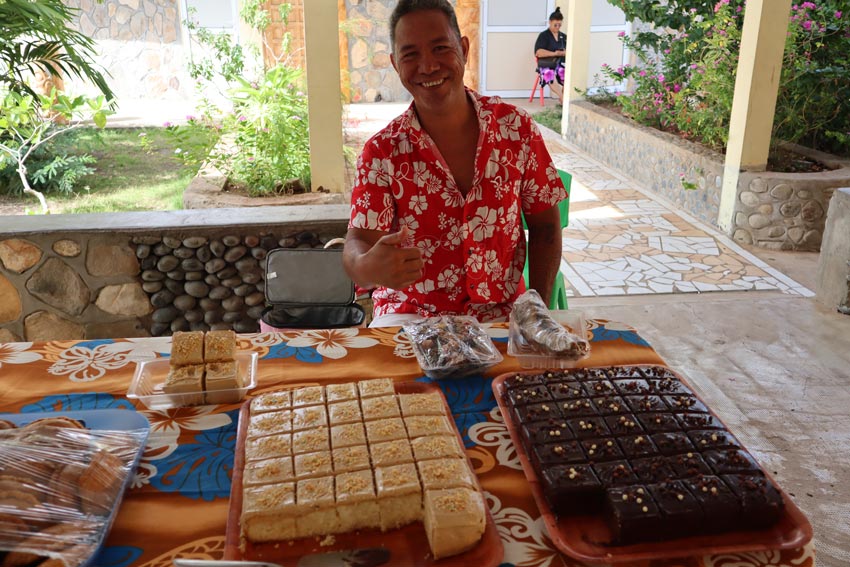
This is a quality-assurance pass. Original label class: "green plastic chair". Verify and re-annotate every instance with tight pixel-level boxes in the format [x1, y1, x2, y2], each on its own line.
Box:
[522, 169, 571, 309]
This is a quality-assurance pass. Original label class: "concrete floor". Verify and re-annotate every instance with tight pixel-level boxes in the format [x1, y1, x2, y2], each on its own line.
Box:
[572, 292, 850, 566]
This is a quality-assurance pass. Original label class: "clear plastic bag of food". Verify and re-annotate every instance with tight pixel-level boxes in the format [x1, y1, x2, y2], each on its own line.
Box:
[0, 417, 148, 567]
[403, 316, 503, 379]
[508, 290, 590, 368]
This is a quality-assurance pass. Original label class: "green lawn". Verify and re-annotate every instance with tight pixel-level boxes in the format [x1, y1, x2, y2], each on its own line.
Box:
[3, 127, 215, 214]
[532, 106, 563, 134]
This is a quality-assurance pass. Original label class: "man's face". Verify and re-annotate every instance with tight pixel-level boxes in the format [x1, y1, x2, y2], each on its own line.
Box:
[391, 9, 469, 111]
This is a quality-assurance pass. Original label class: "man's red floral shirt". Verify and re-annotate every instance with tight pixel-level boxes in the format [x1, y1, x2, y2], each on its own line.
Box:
[349, 90, 567, 321]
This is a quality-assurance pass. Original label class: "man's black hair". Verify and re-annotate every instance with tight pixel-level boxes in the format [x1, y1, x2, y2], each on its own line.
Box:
[390, 0, 463, 50]
[549, 6, 564, 21]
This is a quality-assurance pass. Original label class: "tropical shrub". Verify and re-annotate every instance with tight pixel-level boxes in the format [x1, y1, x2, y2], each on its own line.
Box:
[595, 0, 850, 157]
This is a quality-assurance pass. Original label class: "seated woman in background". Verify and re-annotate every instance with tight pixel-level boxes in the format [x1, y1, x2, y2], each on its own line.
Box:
[534, 7, 566, 103]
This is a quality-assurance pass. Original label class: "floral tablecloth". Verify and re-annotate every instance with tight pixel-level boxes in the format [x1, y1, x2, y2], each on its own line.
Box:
[0, 321, 814, 567]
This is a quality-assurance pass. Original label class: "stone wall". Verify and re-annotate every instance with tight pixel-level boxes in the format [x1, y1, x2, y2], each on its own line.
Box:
[566, 101, 850, 251]
[816, 188, 850, 313]
[0, 206, 349, 343]
[64, 0, 193, 101]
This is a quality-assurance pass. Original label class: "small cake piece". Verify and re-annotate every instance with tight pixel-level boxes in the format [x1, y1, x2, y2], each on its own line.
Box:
[247, 410, 292, 439]
[204, 329, 236, 362]
[506, 385, 552, 407]
[170, 331, 204, 366]
[326, 382, 359, 403]
[623, 395, 668, 414]
[291, 405, 328, 432]
[374, 463, 422, 530]
[559, 398, 598, 418]
[242, 482, 297, 541]
[651, 432, 696, 456]
[162, 364, 204, 405]
[411, 435, 465, 461]
[291, 386, 325, 408]
[332, 445, 371, 474]
[593, 460, 638, 487]
[398, 393, 445, 417]
[584, 379, 616, 396]
[647, 480, 704, 538]
[603, 485, 662, 543]
[251, 391, 291, 414]
[540, 464, 603, 514]
[611, 366, 644, 379]
[675, 412, 725, 430]
[244, 456, 294, 486]
[687, 429, 741, 451]
[246, 433, 292, 462]
[667, 451, 712, 478]
[605, 414, 644, 437]
[582, 438, 624, 463]
[361, 395, 402, 421]
[404, 415, 454, 439]
[365, 418, 407, 444]
[370, 439, 414, 467]
[328, 400, 362, 425]
[530, 439, 586, 467]
[682, 475, 740, 529]
[721, 474, 784, 529]
[612, 379, 652, 396]
[567, 417, 610, 439]
[514, 401, 562, 424]
[640, 366, 678, 380]
[423, 488, 486, 559]
[591, 396, 629, 416]
[204, 361, 243, 404]
[78, 450, 124, 514]
[629, 456, 676, 484]
[637, 412, 682, 434]
[503, 373, 543, 390]
[292, 427, 330, 455]
[331, 422, 367, 449]
[294, 450, 334, 480]
[547, 381, 585, 401]
[618, 434, 659, 459]
[664, 395, 708, 413]
[520, 419, 572, 447]
[704, 449, 764, 476]
[296, 476, 339, 537]
[335, 469, 380, 532]
[417, 458, 476, 490]
[649, 378, 691, 395]
[358, 378, 395, 399]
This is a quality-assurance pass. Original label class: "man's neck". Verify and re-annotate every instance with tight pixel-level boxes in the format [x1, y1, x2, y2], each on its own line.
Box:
[415, 90, 474, 138]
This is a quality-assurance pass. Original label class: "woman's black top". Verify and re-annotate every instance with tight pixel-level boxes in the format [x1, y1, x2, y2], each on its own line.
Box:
[534, 29, 566, 68]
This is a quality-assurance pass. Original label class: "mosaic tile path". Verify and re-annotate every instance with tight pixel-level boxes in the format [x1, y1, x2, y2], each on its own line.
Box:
[542, 133, 813, 299]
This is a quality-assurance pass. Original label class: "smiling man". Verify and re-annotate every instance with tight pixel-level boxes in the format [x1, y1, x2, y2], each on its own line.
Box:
[343, 0, 567, 327]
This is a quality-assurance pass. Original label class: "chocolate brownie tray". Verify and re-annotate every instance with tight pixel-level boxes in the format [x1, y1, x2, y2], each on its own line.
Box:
[224, 380, 503, 566]
[492, 365, 812, 563]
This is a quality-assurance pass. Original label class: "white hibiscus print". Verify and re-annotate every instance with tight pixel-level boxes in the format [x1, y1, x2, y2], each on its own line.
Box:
[286, 329, 378, 359]
[485, 492, 560, 567]
[414, 279, 436, 294]
[476, 282, 491, 300]
[498, 113, 523, 141]
[440, 189, 463, 208]
[49, 344, 139, 382]
[467, 407, 520, 470]
[416, 238, 438, 263]
[444, 224, 463, 248]
[412, 161, 430, 187]
[467, 206, 498, 242]
[410, 194, 428, 215]
[0, 343, 41, 369]
[468, 250, 484, 272]
[364, 157, 394, 187]
[399, 214, 419, 234]
[437, 266, 461, 290]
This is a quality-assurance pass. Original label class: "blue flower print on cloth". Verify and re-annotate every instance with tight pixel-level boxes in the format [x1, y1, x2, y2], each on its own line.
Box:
[590, 323, 650, 347]
[148, 409, 238, 501]
[417, 374, 496, 448]
[22, 393, 136, 413]
[92, 546, 143, 567]
[264, 342, 323, 363]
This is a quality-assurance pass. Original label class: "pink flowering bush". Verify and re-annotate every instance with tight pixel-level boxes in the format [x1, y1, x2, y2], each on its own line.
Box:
[596, 0, 849, 157]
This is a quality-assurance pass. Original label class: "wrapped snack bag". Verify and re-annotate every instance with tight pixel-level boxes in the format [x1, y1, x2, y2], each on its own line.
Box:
[403, 316, 503, 379]
[509, 290, 590, 367]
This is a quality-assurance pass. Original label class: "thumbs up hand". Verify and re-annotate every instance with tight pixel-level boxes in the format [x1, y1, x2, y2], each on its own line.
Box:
[362, 226, 423, 290]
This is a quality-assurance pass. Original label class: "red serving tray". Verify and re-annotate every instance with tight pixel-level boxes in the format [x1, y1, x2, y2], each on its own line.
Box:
[491, 365, 813, 564]
[224, 380, 503, 567]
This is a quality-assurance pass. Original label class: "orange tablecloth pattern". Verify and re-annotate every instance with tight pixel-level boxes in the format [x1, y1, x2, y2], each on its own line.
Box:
[0, 321, 814, 567]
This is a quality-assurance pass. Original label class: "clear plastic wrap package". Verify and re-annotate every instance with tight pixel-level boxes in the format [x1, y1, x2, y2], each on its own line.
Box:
[0, 418, 148, 567]
[508, 290, 590, 368]
[403, 316, 503, 379]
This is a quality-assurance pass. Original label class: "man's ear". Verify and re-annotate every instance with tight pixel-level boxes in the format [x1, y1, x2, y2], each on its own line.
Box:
[390, 52, 398, 73]
[461, 36, 469, 64]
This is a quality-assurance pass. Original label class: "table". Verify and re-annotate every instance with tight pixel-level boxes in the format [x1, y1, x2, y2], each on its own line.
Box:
[0, 320, 815, 567]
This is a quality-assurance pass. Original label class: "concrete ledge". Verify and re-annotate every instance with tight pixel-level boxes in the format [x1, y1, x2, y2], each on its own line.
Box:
[816, 187, 850, 312]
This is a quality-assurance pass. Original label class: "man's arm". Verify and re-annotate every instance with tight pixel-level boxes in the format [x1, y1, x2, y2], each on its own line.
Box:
[524, 204, 562, 306]
[343, 226, 424, 290]
[535, 48, 565, 58]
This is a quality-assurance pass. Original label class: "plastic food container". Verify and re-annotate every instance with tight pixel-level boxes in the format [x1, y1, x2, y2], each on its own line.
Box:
[403, 316, 503, 379]
[508, 310, 591, 369]
[128, 352, 258, 409]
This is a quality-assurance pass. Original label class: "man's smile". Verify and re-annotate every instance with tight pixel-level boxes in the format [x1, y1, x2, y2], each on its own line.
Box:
[420, 78, 446, 88]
